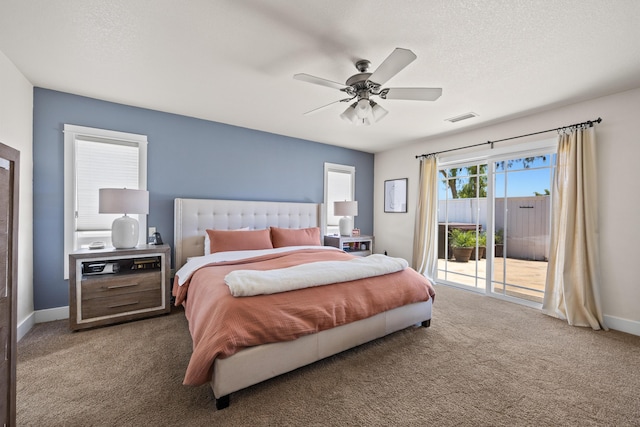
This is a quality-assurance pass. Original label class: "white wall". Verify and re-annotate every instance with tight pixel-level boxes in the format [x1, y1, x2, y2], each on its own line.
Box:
[0, 50, 34, 338]
[375, 87, 640, 335]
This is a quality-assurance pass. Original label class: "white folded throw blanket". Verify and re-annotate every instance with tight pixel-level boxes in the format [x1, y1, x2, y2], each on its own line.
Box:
[224, 254, 408, 297]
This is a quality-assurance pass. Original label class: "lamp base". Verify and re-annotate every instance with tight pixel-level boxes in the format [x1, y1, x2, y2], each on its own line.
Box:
[339, 216, 353, 236]
[111, 215, 139, 249]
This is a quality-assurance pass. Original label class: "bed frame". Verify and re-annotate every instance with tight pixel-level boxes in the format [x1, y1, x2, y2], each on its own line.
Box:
[174, 198, 432, 409]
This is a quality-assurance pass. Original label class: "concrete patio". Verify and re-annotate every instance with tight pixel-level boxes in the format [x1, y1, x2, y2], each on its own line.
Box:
[437, 257, 548, 303]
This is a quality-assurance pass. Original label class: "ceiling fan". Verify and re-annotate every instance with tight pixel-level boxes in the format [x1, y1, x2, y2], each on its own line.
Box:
[294, 48, 442, 126]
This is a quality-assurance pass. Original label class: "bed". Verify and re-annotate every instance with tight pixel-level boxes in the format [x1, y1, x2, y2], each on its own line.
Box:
[172, 198, 435, 409]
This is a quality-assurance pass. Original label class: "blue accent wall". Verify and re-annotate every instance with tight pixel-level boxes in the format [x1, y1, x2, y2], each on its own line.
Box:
[33, 88, 374, 310]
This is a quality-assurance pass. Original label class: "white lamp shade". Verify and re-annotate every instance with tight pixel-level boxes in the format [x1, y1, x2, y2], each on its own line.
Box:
[355, 99, 372, 119]
[99, 188, 149, 214]
[99, 188, 149, 249]
[340, 103, 358, 123]
[371, 102, 389, 122]
[334, 201, 358, 217]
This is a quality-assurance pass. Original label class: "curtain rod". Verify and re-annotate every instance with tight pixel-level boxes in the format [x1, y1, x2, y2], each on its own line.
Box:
[415, 117, 602, 159]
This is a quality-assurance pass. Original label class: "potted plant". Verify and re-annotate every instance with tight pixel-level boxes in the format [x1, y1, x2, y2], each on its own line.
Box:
[495, 229, 504, 258]
[450, 229, 475, 262]
[471, 231, 486, 260]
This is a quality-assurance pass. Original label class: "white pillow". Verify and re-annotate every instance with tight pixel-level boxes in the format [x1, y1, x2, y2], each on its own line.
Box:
[204, 227, 251, 255]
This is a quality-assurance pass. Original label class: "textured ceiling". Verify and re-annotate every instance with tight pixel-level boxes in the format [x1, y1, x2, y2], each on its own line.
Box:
[1, 0, 639, 153]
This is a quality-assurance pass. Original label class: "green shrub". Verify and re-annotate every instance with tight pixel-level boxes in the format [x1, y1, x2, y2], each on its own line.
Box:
[450, 229, 476, 248]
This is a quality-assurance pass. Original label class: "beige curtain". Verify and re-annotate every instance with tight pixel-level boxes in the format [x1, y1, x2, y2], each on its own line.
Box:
[543, 125, 606, 330]
[412, 155, 438, 280]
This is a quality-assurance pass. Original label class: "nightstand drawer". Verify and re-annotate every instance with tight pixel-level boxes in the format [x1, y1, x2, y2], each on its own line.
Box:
[81, 272, 162, 300]
[81, 288, 162, 318]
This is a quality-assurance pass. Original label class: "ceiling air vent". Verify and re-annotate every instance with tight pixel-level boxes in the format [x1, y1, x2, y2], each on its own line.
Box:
[446, 112, 478, 123]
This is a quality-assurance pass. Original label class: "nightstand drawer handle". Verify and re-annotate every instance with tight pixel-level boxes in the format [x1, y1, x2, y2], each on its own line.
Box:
[107, 301, 140, 309]
[107, 283, 139, 290]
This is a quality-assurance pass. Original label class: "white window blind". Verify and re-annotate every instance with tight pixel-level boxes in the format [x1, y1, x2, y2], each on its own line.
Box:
[323, 163, 355, 235]
[75, 137, 140, 231]
[326, 169, 353, 226]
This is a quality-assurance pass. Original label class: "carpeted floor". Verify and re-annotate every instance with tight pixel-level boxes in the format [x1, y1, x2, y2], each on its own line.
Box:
[17, 285, 640, 426]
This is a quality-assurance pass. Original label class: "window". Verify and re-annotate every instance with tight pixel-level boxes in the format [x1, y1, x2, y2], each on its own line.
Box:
[64, 125, 147, 278]
[324, 163, 355, 235]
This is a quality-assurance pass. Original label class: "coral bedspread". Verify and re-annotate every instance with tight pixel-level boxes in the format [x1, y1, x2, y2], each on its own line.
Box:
[173, 248, 435, 386]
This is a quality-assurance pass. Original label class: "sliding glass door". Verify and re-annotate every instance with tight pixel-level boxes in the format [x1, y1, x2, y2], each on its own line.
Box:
[491, 154, 555, 304]
[436, 141, 556, 307]
[437, 163, 487, 290]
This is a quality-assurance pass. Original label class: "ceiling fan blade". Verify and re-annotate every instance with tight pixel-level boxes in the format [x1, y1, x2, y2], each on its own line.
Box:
[382, 87, 443, 101]
[294, 73, 348, 91]
[368, 48, 417, 86]
[303, 98, 353, 115]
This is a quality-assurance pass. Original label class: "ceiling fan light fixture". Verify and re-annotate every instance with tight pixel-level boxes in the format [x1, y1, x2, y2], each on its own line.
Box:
[340, 103, 358, 123]
[370, 101, 388, 122]
[355, 98, 372, 119]
[341, 100, 387, 125]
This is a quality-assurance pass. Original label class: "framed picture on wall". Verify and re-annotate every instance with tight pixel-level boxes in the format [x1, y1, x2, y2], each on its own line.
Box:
[384, 178, 408, 213]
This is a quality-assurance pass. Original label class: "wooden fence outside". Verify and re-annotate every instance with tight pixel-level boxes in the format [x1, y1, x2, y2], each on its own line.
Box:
[438, 196, 550, 261]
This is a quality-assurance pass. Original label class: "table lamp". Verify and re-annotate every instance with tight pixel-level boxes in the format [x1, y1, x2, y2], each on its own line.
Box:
[334, 200, 358, 236]
[99, 188, 149, 249]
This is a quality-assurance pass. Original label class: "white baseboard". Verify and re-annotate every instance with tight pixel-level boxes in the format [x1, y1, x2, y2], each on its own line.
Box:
[603, 315, 640, 337]
[17, 306, 69, 342]
[17, 312, 35, 342]
[35, 306, 69, 323]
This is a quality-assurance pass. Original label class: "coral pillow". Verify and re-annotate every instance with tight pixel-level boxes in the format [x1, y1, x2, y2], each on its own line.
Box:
[270, 227, 321, 248]
[204, 227, 250, 255]
[206, 229, 273, 254]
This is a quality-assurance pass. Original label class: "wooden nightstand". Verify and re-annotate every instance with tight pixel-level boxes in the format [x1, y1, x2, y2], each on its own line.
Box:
[69, 244, 171, 331]
[324, 235, 374, 257]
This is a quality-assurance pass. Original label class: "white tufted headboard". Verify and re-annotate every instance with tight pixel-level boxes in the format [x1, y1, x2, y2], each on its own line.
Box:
[174, 198, 324, 269]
